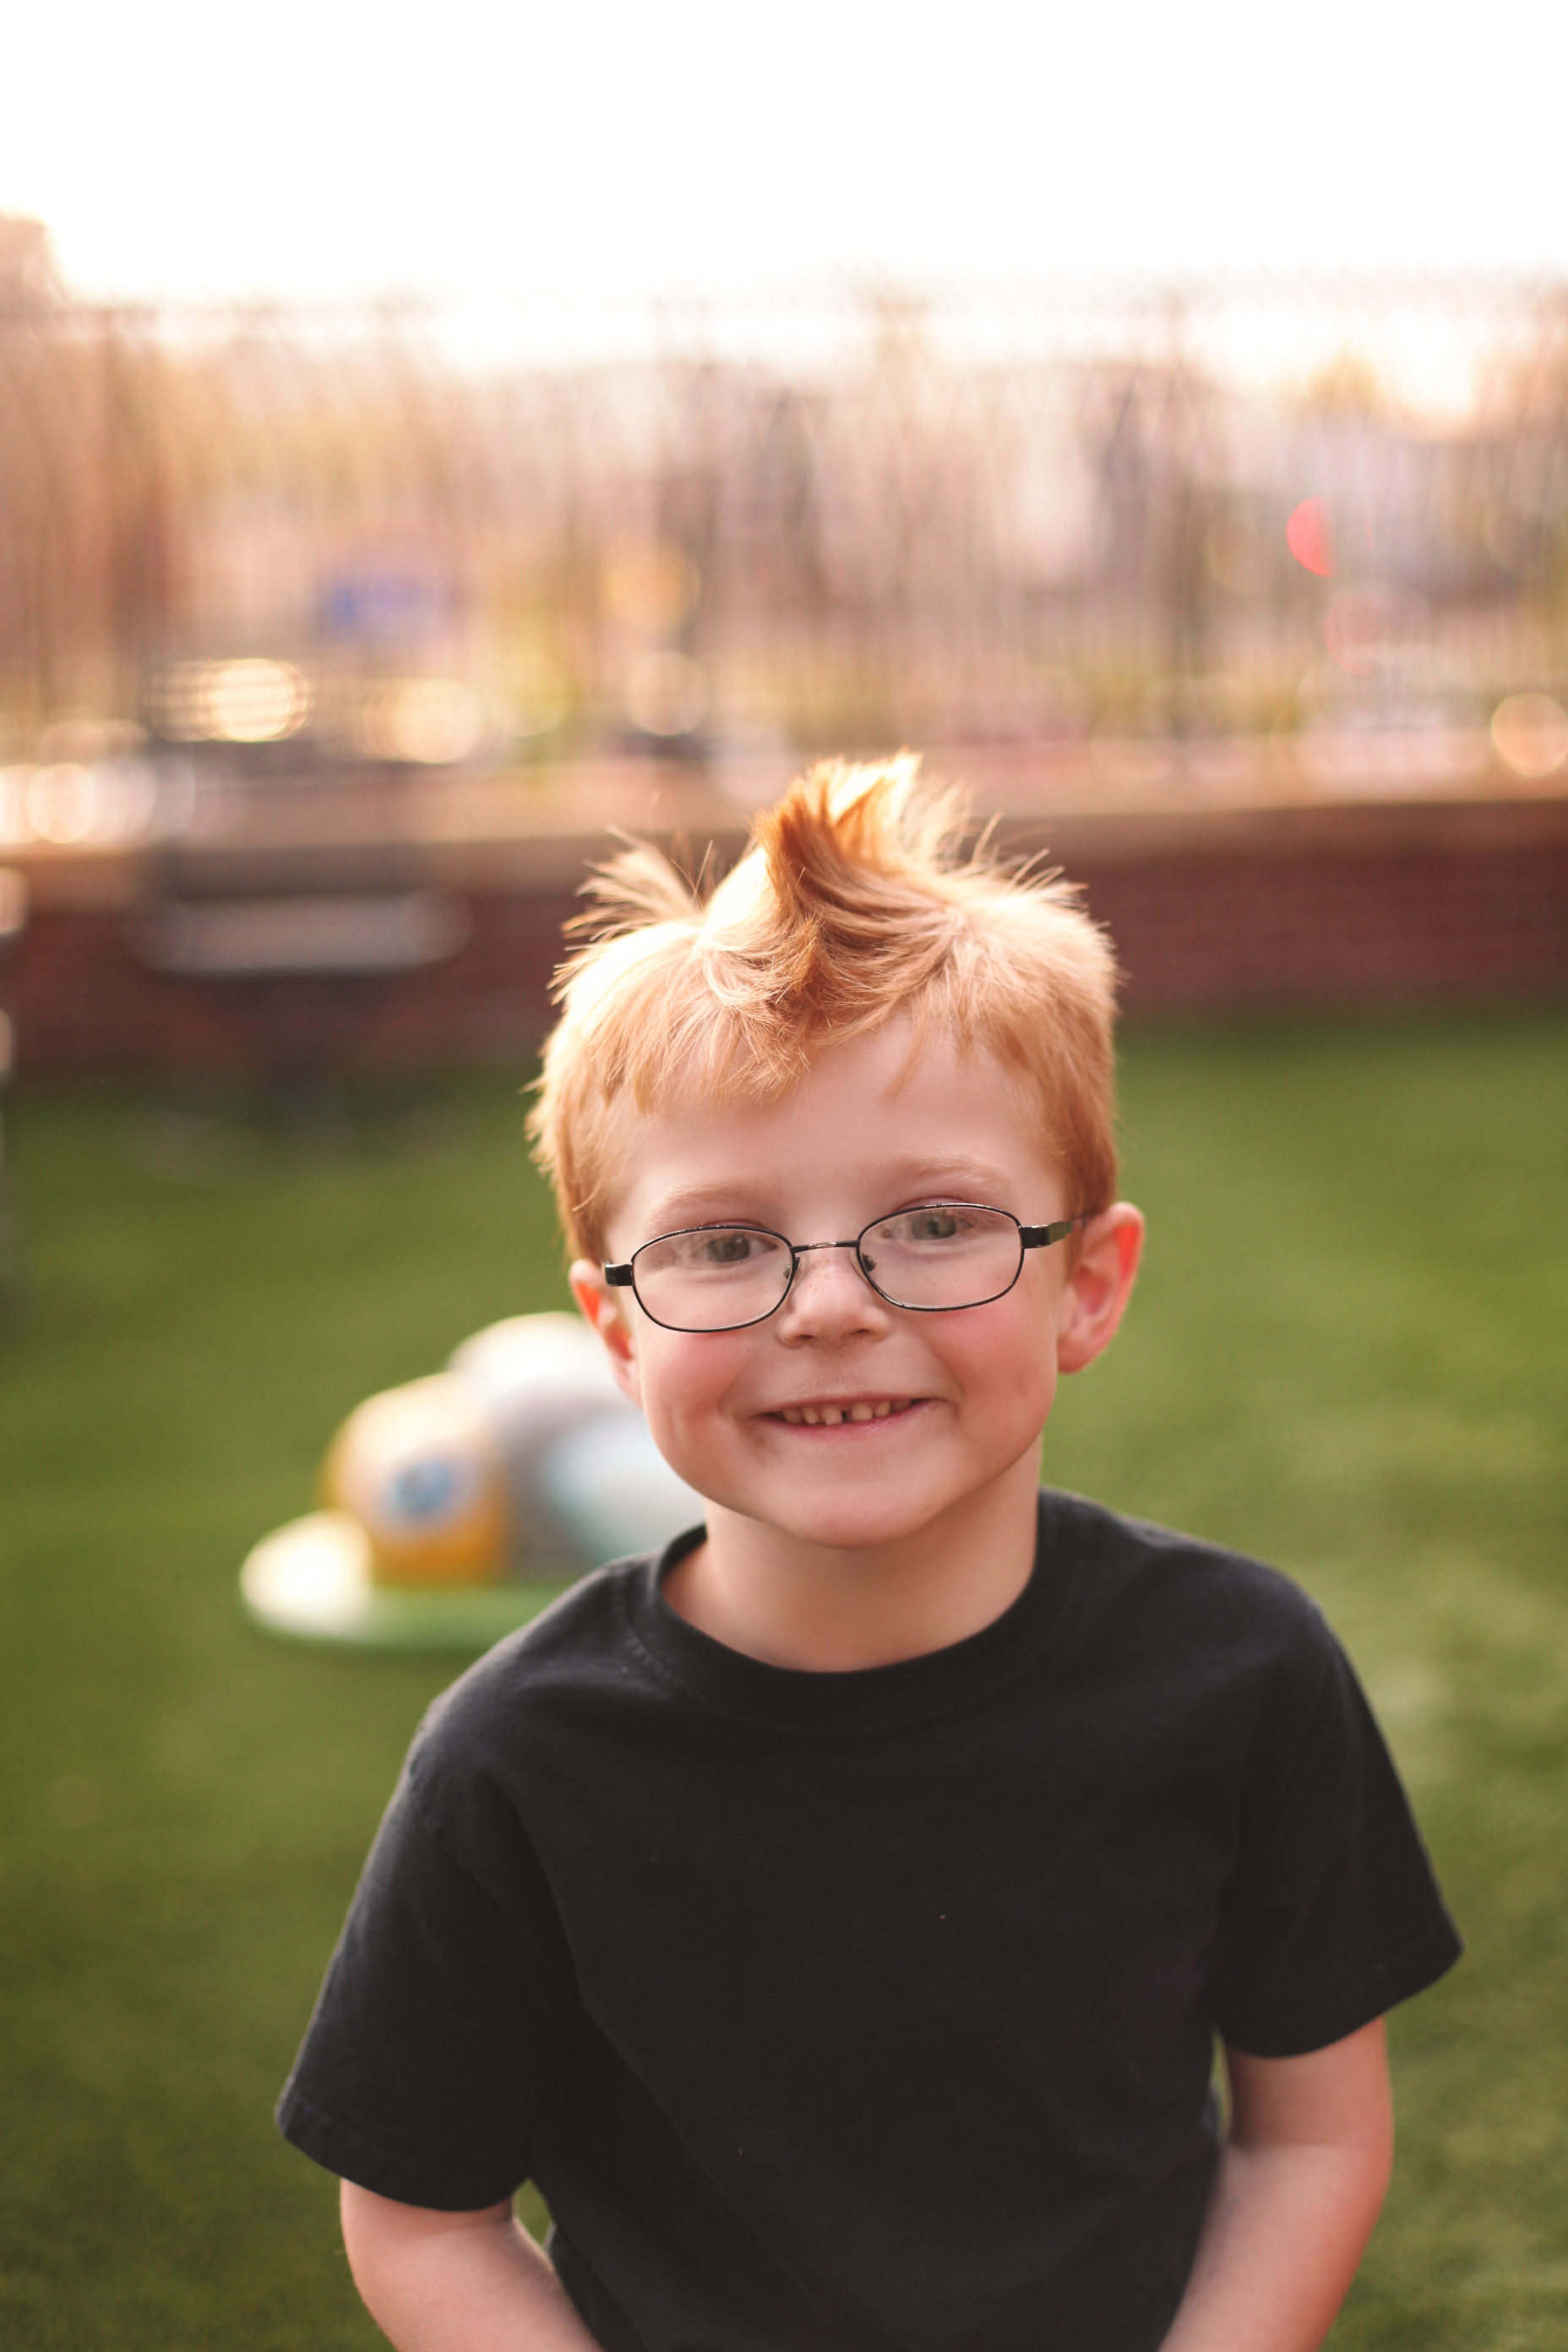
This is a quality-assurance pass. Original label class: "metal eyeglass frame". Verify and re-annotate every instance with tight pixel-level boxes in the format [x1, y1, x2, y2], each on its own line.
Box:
[602, 1203, 1088, 1333]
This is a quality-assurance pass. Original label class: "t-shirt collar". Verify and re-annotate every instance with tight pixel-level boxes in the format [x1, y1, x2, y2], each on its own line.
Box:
[617, 1490, 1070, 1734]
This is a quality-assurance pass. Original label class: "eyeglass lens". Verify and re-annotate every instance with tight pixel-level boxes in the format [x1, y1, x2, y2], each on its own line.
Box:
[630, 1205, 1026, 1331]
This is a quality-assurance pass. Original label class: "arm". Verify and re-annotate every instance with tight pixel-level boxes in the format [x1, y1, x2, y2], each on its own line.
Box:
[340, 2181, 604, 2352]
[1158, 2018, 1394, 2352]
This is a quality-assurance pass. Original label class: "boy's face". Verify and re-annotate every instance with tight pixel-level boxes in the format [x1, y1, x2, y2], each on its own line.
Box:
[571, 1021, 1140, 1561]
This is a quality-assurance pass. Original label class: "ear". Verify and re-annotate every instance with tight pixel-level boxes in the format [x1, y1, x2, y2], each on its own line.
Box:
[1054, 1203, 1145, 1375]
[569, 1260, 645, 1407]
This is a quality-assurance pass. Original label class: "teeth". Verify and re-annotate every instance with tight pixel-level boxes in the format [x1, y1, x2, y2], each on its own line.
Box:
[776, 1398, 916, 1424]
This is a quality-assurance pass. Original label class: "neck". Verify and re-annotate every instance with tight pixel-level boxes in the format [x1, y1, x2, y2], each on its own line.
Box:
[662, 1451, 1042, 1671]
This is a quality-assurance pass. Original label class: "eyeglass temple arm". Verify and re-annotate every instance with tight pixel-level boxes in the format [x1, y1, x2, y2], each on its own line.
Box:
[1019, 1217, 1086, 1250]
[604, 1264, 634, 1285]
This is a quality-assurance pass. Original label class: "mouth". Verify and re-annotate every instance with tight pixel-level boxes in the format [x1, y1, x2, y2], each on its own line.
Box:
[765, 1397, 920, 1428]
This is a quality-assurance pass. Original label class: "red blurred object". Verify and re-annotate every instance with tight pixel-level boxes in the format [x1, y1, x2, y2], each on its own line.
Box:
[1287, 498, 1336, 578]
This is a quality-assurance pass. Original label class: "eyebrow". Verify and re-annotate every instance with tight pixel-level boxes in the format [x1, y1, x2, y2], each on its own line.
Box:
[634, 1159, 1021, 1236]
[872, 1154, 1018, 1195]
[634, 1184, 778, 1233]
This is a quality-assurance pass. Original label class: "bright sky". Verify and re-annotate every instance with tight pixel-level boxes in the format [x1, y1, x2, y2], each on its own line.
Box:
[8, 1, 1566, 307]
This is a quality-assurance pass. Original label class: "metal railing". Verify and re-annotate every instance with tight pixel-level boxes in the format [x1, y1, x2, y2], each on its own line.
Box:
[4, 278, 1568, 798]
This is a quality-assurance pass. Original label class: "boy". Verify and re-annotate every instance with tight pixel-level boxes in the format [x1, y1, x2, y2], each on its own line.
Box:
[279, 756, 1460, 2352]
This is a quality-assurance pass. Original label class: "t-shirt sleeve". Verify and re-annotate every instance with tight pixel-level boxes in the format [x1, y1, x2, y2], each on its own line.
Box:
[276, 1756, 572, 2209]
[1206, 1613, 1462, 2057]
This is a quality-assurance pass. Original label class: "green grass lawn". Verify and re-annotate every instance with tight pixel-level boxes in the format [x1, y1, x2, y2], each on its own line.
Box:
[1, 1019, 1565, 2350]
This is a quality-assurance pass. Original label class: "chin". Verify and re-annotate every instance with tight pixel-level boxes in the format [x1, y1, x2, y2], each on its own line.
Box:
[750, 1489, 950, 1554]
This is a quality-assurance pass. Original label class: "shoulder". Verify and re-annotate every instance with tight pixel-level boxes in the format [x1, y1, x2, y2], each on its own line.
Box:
[1038, 1486, 1344, 1718]
[1037, 1492, 1411, 1870]
[1044, 1485, 1328, 1636]
[407, 1554, 657, 1776]
[374, 1551, 698, 1908]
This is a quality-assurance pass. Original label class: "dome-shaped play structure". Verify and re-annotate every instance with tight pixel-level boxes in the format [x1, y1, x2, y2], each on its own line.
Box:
[240, 1313, 704, 1648]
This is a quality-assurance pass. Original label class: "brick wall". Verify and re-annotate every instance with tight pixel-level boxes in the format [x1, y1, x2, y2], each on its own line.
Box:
[1078, 832, 1568, 1015]
[7, 792, 1566, 1079]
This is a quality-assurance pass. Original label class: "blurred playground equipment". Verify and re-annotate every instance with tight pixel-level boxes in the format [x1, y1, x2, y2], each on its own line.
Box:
[241, 1311, 704, 1648]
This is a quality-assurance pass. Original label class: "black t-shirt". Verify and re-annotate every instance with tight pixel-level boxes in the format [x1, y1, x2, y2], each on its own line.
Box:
[278, 1489, 1460, 2352]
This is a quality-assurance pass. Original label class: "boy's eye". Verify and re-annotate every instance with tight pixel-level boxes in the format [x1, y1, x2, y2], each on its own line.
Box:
[877, 1206, 971, 1245]
[677, 1228, 781, 1269]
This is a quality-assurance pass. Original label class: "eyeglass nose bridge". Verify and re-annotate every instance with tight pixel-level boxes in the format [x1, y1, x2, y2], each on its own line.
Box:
[778, 1234, 881, 1307]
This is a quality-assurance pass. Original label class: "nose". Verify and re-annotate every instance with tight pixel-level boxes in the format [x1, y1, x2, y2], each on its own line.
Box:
[775, 1242, 890, 1342]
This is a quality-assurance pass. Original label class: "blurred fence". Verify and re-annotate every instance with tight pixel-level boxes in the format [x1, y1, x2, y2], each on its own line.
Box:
[3, 250, 1567, 1072]
[6, 257, 1568, 802]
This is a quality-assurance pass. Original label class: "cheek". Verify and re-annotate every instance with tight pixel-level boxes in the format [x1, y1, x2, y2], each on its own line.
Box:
[634, 1333, 747, 1437]
[943, 1309, 1057, 1423]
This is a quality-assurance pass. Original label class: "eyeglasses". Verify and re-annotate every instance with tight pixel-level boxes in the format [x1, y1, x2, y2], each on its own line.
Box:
[603, 1202, 1086, 1333]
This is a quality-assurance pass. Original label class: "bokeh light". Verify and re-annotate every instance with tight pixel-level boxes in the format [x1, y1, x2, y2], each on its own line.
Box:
[358, 680, 492, 765]
[148, 659, 312, 743]
[1490, 692, 1568, 778]
[623, 651, 709, 739]
[1286, 498, 1336, 578]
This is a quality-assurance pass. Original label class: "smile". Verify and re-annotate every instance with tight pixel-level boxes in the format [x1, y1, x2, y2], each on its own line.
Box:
[769, 1398, 916, 1427]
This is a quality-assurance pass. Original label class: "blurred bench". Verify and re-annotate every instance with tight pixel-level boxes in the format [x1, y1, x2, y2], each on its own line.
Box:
[123, 847, 471, 1120]
[128, 889, 470, 981]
